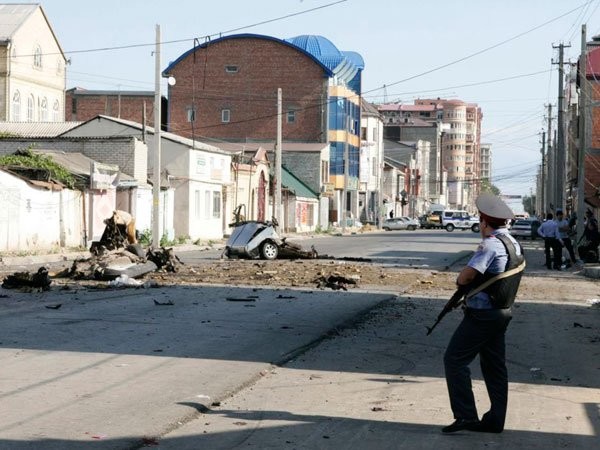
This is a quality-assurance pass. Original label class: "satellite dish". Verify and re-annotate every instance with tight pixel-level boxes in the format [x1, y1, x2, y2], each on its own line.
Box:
[167, 76, 176, 86]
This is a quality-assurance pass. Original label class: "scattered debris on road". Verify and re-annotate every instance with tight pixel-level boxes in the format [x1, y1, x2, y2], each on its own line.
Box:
[2, 267, 51, 290]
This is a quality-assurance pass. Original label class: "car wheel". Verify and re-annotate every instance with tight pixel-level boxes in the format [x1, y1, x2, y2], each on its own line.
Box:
[260, 241, 279, 260]
[471, 224, 480, 233]
[445, 224, 455, 232]
[383, 227, 390, 231]
[408, 225, 416, 231]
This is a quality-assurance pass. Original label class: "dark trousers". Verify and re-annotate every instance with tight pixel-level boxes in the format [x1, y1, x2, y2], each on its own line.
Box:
[562, 237, 576, 263]
[544, 238, 562, 269]
[578, 240, 600, 263]
[444, 308, 512, 431]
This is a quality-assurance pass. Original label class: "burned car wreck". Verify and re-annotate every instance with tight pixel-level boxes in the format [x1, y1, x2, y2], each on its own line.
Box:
[224, 218, 317, 260]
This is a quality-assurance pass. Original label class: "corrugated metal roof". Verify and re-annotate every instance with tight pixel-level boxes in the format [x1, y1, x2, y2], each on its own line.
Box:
[0, 4, 38, 40]
[361, 99, 380, 117]
[0, 121, 82, 137]
[67, 115, 229, 155]
[281, 166, 317, 199]
[32, 149, 135, 183]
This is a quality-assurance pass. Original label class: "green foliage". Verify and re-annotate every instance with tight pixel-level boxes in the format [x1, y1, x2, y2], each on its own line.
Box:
[315, 224, 334, 234]
[138, 229, 152, 245]
[522, 195, 536, 216]
[480, 178, 501, 196]
[0, 148, 76, 188]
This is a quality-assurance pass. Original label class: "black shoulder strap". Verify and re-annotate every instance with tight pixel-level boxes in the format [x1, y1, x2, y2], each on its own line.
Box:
[494, 233, 523, 270]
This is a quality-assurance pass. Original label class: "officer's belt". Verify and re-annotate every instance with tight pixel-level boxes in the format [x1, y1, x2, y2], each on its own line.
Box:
[465, 260, 527, 300]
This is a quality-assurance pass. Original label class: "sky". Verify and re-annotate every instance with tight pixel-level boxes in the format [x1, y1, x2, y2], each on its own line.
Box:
[18, 0, 600, 211]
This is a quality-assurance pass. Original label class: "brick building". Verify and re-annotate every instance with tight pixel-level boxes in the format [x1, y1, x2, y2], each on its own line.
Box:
[163, 33, 364, 224]
[65, 87, 166, 127]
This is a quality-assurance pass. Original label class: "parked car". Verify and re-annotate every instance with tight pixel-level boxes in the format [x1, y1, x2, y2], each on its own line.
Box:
[441, 210, 480, 232]
[400, 216, 420, 230]
[382, 217, 413, 231]
[509, 218, 541, 240]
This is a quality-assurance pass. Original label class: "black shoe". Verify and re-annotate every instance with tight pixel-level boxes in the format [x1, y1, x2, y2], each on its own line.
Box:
[442, 418, 480, 433]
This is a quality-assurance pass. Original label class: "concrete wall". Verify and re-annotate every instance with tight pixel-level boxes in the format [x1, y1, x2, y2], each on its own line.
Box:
[0, 170, 83, 252]
[0, 137, 147, 185]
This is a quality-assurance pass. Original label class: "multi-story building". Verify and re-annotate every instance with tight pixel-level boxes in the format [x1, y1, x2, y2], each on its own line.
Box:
[162, 33, 364, 226]
[65, 88, 163, 126]
[360, 99, 384, 224]
[0, 4, 66, 122]
[480, 143, 492, 182]
[379, 98, 483, 211]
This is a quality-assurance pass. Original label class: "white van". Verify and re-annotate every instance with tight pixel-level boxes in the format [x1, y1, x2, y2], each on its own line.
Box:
[441, 210, 480, 232]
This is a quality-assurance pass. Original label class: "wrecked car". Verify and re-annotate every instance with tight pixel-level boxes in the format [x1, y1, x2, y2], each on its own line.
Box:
[224, 219, 282, 260]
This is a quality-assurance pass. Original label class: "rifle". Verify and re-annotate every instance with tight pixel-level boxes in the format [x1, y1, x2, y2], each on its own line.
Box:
[426, 284, 470, 336]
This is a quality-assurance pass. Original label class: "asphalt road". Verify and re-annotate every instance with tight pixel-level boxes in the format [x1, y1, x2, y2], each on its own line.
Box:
[180, 228, 483, 269]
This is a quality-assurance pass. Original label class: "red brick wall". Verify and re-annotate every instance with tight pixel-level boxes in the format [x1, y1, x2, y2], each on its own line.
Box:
[65, 92, 155, 124]
[166, 37, 328, 142]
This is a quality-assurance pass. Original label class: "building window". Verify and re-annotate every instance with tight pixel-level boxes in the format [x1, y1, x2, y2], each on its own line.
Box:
[52, 100, 60, 122]
[72, 97, 77, 114]
[187, 107, 196, 122]
[225, 65, 238, 73]
[12, 91, 21, 121]
[212, 191, 221, 218]
[195, 190, 202, 219]
[27, 95, 34, 122]
[321, 160, 329, 183]
[361, 127, 367, 140]
[40, 97, 48, 121]
[33, 45, 42, 69]
[286, 109, 296, 124]
[204, 191, 211, 219]
[372, 157, 377, 177]
[221, 108, 230, 123]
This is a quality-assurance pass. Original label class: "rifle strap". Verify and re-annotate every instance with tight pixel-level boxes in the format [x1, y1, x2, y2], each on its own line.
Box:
[465, 260, 526, 300]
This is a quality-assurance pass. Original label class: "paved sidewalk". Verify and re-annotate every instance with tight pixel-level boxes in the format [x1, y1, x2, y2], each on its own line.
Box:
[155, 292, 600, 449]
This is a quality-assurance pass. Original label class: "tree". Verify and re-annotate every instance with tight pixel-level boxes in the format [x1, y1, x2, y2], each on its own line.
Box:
[522, 195, 536, 216]
[480, 178, 500, 196]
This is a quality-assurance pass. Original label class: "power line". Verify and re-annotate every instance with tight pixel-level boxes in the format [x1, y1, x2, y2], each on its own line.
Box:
[9, 0, 348, 59]
[362, 0, 592, 95]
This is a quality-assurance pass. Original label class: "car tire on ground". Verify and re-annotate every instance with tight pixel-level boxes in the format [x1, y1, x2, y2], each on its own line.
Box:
[471, 224, 480, 233]
[260, 241, 279, 260]
[445, 223, 455, 232]
[383, 227, 390, 231]
[408, 225, 416, 231]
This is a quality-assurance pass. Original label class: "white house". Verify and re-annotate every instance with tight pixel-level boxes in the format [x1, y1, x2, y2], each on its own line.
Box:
[63, 116, 232, 241]
[360, 99, 384, 225]
[0, 4, 66, 122]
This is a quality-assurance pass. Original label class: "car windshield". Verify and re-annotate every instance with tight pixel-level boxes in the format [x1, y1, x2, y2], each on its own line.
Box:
[513, 220, 531, 226]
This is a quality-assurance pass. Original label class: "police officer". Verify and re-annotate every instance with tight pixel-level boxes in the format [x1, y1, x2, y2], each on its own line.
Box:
[442, 193, 525, 434]
[537, 213, 561, 270]
[555, 209, 576, 266]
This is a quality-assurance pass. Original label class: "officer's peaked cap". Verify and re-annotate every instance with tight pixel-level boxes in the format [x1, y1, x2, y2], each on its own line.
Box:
[476, 193, 514, 220]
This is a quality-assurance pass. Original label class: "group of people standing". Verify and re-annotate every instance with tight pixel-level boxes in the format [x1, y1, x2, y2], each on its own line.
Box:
[537, 208, 600, 269]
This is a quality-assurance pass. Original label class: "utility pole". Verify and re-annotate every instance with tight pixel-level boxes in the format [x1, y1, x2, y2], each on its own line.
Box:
[152, 24, 162, 247]
[541, 130, 546, 215]
[545, 104, 554, 211]
[553, 43, 571, 211]
[576, 24, 588, 240]
[275, 88, 282, 227]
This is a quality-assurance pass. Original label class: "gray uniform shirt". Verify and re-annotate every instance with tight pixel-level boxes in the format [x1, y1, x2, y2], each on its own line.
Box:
[465, 228, 522, 310]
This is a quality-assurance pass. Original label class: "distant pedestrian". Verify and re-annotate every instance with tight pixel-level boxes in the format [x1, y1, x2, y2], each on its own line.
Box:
[389, 210, 394, 219]
[578, 209, 600, 263]
[555, 209, 576, 266]
[537, 213, 562, 270]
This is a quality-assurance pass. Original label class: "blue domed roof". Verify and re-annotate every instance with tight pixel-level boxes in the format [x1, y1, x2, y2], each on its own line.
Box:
[286, 35, 364, 93]
[286, 35, 342, 59]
